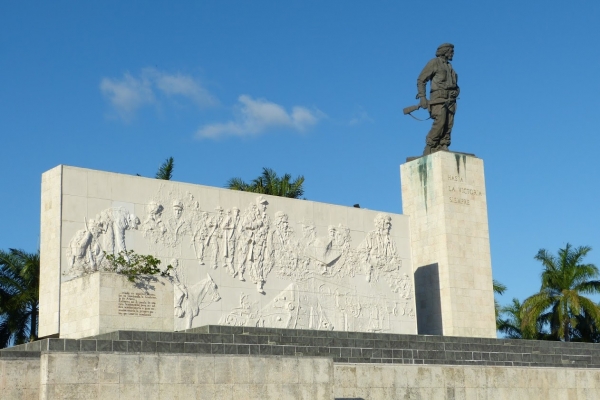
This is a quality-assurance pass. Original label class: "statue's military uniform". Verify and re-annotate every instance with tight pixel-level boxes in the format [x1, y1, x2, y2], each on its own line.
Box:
[417, 43, 459, 155]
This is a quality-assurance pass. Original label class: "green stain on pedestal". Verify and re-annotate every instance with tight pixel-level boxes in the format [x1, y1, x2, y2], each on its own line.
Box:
[454, 153, 468, 178]
[417, 157, 429, 213]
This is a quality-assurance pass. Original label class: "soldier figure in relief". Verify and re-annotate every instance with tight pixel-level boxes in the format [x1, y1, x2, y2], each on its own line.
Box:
[192, 212, 210, 264]
[142, 201, 167, 243]
[165, 200, 189, 248]
[238, 196, 270, 293]
[96, 207, 140, 258]
[67, 218, 106, 272]
[172, 259, 187, 318]
[268, 211, 300, 278]
[205, 207, 225, 269]
[361, 214, 400, 283]
[222, 207, 240, 277]
[417, 43, 459, 155]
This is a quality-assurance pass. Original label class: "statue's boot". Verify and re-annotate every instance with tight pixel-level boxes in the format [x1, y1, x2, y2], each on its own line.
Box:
[423, 144, 435, 156]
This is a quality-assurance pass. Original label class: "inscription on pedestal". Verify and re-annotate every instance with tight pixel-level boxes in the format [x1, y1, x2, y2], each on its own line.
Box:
[118, 292, 157, 317]
[446, 175, 484, 207]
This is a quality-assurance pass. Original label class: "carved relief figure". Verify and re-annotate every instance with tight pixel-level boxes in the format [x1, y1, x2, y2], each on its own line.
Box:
[172, 259, 186, 318]
[204, 207, 225, 269]
[172, 260, 221, 329]
[313, 225, 342, 275]
[330, 224, 356, 278]
[268, 212, 305, 280]
[359, 213, 401, 283]
[192, 212, 210, 264]
[66, 218, 106, 273]
[65, 207, 139, 275]
[96, 207, 140, 258]
[300, 223, 354, 278]
[237, 196, 271, 293]
[142, 201, 167, 243]
[165, 200, 188, 247]
[222, 207, 240, 277]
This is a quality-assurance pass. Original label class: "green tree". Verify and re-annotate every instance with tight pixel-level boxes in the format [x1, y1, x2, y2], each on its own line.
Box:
[493, 279, 506, 330]
[498, 298, 549, 340]
[156, 157, 174, 180]
[104, 250, 173, 283]
[570, 307, 600, 343]
[521, 244, 600, 342]
[226, 167, 305, 199]
[498, 298, 524, 339]
[0, 249, 40, 348]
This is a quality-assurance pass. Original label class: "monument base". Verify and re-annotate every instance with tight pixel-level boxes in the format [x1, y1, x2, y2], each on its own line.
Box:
[3, 327, 600, 399]
[60, 272, 173, 339]
[401, 151, 496, 338]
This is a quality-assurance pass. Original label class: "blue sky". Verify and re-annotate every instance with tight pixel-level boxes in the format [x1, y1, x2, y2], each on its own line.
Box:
[1, 1, 599, 313]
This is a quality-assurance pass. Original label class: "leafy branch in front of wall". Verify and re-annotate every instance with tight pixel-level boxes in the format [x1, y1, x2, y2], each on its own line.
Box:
[103, 250, 173, 282]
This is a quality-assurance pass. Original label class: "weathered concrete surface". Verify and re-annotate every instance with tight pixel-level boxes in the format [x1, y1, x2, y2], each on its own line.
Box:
[334, 363, 600, 400]
[39, 353, 332, 400]
[0, 357, 40, 400]
[401, 151, 496, 338]
[3, 350, 600, 399]
[39, 165, 62, 338]
[60, 273, 173, 339]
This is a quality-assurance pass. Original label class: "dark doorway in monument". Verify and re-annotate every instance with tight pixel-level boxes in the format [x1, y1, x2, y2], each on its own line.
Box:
[414, 263, 443, 335]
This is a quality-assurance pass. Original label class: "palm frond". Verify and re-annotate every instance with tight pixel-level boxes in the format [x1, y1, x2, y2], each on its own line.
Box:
[493, 279, 507, 295]
[155, 157, 174, 180]
[226, 177, 251, 191]
[0, 249, 39, 347]
[224, 168, 305, 199]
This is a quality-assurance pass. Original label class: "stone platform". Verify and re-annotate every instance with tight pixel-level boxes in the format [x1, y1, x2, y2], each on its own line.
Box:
[3, 327, 600, 399]
[4, 325, 600, 368]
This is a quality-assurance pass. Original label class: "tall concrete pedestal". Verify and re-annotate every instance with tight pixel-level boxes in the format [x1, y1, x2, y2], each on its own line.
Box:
[400, 151, 496, 338]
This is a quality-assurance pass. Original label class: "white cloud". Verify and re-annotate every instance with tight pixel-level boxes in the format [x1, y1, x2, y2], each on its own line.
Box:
[148, 69, 217, 107]
[100, 68, 216, 121]
[196, 95, 323, 139]
[100, 73, 155, 121]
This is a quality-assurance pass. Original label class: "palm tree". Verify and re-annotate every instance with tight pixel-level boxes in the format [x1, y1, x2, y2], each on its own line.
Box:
[226, 168, 305, 199]
[498, 298, 550, 340]
[521, 244, 600, 342]
[493, 279, 506, 330]
[156, 157, 174, 180]
[0, 249, 40, 348]
[570, 307, 600, 343]
[498, 298, 524, 339]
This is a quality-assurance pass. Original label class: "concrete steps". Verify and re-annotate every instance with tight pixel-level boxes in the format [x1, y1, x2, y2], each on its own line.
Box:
[3, 325, 600, 368]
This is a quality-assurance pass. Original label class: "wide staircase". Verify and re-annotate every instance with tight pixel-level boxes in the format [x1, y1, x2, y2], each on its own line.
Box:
[2, 325, 598, 369]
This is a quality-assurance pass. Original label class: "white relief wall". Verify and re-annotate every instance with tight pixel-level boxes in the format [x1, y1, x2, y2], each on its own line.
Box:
[65, 207, 140, 275]
[53, 166, 417, 335]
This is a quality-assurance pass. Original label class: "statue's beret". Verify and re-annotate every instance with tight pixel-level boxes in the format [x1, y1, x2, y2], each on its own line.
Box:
[437, 43, 454, 51]
[436, 43, 454, 56]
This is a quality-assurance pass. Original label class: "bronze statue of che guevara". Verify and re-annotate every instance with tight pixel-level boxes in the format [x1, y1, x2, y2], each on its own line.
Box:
[415, 43, 460, 156]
